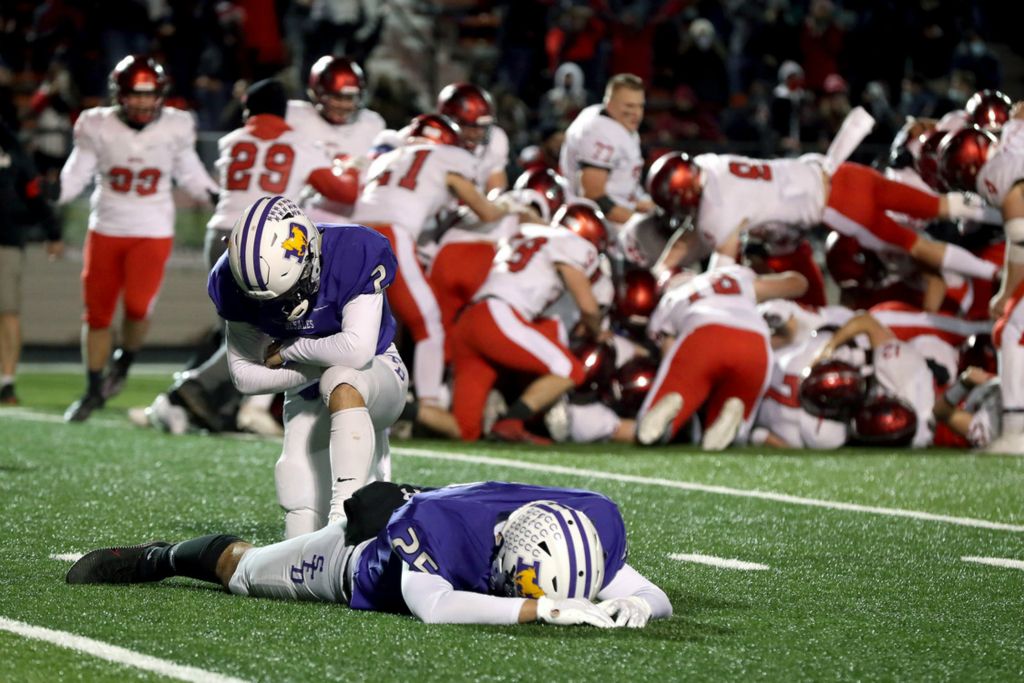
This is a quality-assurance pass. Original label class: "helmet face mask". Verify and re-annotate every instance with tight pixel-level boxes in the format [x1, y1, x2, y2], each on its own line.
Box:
[228, 196, 322, 323]
[109, 55, 168, 127]
[489, 501, 605, 601]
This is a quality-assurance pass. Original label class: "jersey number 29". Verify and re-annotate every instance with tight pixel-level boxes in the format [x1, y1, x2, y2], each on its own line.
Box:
[226, 141, 296, 193]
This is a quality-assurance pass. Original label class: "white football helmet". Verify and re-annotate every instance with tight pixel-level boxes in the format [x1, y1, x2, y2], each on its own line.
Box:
[228, 196, 322, 322]
[489, 501, 604, 601]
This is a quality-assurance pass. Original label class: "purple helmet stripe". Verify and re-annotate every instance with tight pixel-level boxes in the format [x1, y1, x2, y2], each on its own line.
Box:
[566, 507, 593, 598]
[237, 197, 264, 290]
[537, 503, 578, 598]
[251, 196, 282, 291]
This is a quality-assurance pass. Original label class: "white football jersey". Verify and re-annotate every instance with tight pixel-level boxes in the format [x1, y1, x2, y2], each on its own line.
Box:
[872, 339, 935, 447]
[438, 210, 520, 247]
[694, 154, 826, 248]
[475, 224, 599, 321]
[756, 331, 848, 449]
[57, 106, 217, 238]
[647, 265, 767, 341]
[757, 299, 854, 353]
[978, 119, 1024, 207]
[352, 143, 477, 240]
[286, 100, 386, 220]
[560, 104, 644, 210]
[617, 211, 674, 268]
[207, 117, 334, 230]
[472, 125, 510, 189]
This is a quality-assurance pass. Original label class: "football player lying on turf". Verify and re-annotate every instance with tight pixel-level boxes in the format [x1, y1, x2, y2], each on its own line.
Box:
[66, 481, 672, 628]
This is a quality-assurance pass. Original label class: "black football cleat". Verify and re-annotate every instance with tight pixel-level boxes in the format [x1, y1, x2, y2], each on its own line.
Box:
[66, 541, 171, 584]
[0, 383, 17, 406]
[169, 379, 223, 432]
[64, 393, 105, 423]
[100, 348, 132, 400]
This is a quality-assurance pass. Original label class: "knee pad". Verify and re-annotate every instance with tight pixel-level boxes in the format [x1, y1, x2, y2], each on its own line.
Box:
[319, 366, 369, 406]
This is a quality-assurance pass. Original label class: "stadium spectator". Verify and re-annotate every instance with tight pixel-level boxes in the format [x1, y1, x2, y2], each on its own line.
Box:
[67, 480, 672, 628]
[798, 0, 843, 93]
[545, 4, 608, 103]
[674, 18, 730, 113]
[0, 122, 61, 405]
[951, 30, 1001, 92]
[770, 61, 812, 154]
[59, 55, 218, 423]
[539, 62, 587, 130]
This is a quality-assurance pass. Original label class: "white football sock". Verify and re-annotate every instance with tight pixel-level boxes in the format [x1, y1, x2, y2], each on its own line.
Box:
[941, 244, 998, 280]
[329, 407, 375, 523]
[1004, 411, 1024, 436]
[413, 335, 444, 402]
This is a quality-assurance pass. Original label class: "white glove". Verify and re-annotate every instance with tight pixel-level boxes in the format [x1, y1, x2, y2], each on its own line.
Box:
[536, 596, 615, 628]
[598, 596, 653, 628]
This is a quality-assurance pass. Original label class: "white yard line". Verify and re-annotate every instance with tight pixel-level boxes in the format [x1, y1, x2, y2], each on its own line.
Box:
[669, 553, 769, 571]
[50, 553, 84, 563]
[18, 363, 181, 375]
[391, 446, 1024, 533]
[961, 556, 1024, 571]
[0, 617, 250, 683]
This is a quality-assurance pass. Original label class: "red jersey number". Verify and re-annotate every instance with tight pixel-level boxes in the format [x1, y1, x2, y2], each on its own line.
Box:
[109, 167, 162, 195]
[226, 142, 296, 193]
[766, 374, 801, 408]
[507, 236, 548, 273]
[728, 161, 773, 181]
[371, 149, 432, 191]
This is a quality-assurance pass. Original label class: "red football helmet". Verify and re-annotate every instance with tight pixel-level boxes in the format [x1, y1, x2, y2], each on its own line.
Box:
[825, 231, 884, 289]
[966, 89, 1013, 132]
[799, 359, 867, 420]
[959, 333, 998, 375]
[938, 125, 997, 193]
[570, 339, 617, 402]
[646, 152, 703, 216]
[615, 270, 659, 329]
[614, 357, 658, 418]
[851, 396, 917, 447]
[407, 114, 462, 147]
[914, 129, 949, 191]
[513, 168, 568, 218]
[437, 82, 494, 150]
[109, 55, 168, 126]
[307, 56, 365, 124]
[553, 202, 608, 253]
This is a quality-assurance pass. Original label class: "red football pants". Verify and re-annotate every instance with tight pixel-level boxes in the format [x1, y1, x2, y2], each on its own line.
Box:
[81, 231, 173, 328]
[429, 241, 497, 358]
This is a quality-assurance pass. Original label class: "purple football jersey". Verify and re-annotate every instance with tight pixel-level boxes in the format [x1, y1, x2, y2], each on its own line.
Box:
[349, 481, 629, 614]
[208, 223, 397, 354]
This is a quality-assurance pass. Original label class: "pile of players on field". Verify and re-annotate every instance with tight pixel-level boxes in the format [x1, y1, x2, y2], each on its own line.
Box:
[132, 56, 1021, 454]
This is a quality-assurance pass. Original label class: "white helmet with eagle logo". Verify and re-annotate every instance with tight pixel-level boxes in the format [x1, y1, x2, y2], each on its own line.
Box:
[489, 501, 605, 601]
[228, 195, 322, 322]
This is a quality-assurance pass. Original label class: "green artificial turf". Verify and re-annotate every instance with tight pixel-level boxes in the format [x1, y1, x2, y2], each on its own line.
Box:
[1, 371, 1022, 681]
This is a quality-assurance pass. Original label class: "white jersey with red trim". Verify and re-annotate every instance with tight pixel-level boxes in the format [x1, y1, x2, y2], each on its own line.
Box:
[472, 125, 510, 189]
[475, 224, 599, 321]
[560, 104, 644, 210]
[352, 143, 477, 240]
[756, 331, 848, 449]
[872, 339, 935, 447]
[978, 119, 1024, 207]
[208, 117, 334, 230]
[57, 106, 217, 238]
[647, 265, 767, 341]
[285, 100, 385, 163]
[694, 154, 826, 248]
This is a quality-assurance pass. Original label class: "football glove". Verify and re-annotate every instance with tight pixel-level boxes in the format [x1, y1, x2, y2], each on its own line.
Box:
[536, 596, 614, 628]
[598, 596, 653, 628]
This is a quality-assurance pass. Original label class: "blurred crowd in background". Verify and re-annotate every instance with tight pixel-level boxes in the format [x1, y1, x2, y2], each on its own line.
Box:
[2, 0, 1021, 199]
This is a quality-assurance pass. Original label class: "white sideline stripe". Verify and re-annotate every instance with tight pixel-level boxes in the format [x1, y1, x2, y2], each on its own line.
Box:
[50, 553, 84, 562]
[961, 556, 1024, 571]
[391, 446, 1024, 533]
[0, 617, 250, 683]
[669, 553, 769, 571]
[0, 408, 122, 428]
[18, 363, 180, 375]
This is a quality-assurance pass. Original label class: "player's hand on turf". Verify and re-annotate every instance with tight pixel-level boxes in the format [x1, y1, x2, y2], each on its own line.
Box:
[598, 596, 653, 628]
[536, 596, 615, 628]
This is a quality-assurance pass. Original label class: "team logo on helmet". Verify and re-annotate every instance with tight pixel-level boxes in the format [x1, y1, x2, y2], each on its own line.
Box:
[281, 223, 309, 262]
[513, 561, 545, 599]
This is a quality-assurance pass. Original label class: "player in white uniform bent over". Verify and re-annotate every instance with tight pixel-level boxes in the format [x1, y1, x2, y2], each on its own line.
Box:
[976, 101, 1024, 452]
[637, 265, 808, 450]
[60, 55, 218, 423]
[67, 480, 671, 629]
[560, 74, 653, 233]
[449, 204, 610, 443]
[287, 56, 386, 223]
[209, 196, 409, 538]
[352, 114, 512, 405]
